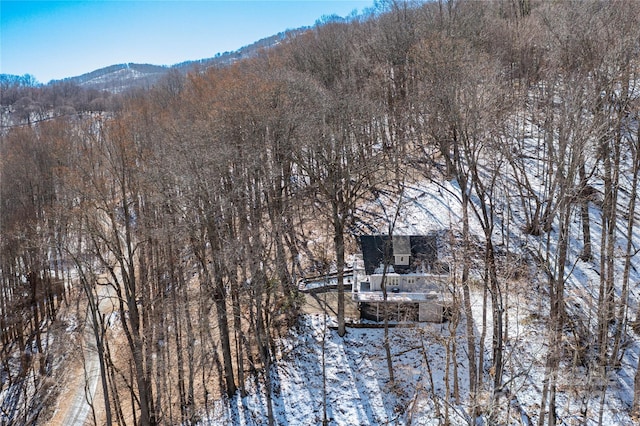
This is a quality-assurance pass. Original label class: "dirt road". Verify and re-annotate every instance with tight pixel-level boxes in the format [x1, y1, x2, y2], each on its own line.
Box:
[50, 279, 117, 426]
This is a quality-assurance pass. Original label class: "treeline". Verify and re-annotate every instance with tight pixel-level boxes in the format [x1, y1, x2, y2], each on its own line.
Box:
[1, 1, 640, 425]
[0, 73, 116, 124]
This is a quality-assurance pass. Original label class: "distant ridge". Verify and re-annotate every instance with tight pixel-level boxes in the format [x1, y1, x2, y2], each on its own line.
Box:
[55, 63, 169, 93]
[54, 29, 304, 93]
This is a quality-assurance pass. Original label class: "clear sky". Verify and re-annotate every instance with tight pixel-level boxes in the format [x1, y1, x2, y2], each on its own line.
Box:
[1, 0, 374, 84]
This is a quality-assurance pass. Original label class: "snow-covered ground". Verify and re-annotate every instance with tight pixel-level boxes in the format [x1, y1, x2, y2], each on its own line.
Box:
[198, 155, 639, 425]
[202, 315, 473, 426]
[4, 111, 636, 425]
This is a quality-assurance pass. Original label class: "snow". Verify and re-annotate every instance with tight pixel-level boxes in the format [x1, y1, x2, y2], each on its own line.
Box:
[4, 101, 637, 424]
[199, 118, 640, 425]
[201, 315, 473, 426]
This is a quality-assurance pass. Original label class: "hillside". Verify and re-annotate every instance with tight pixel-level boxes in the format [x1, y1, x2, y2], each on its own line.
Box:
[0, 30, 299, 126]
[51, 30, 298, 93]
[57, 63, 169, 93]
[1, 1, 639, 425]
[201, 174, 640, 425]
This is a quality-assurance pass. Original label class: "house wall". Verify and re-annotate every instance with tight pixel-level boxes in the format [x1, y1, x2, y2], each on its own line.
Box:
[360, 302, 419, 322]
[359, 301, 446, 322]
[369, 274, 436, 292]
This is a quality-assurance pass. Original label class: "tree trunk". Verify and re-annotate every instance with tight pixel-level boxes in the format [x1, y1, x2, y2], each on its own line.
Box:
[578, 163, 592, 261]
[212, 270, 236, 396]
[333, 208, 346, 337]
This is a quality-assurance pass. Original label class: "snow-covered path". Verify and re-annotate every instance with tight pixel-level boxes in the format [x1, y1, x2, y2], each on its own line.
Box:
[59, 280, 117, 426]
[61, 313, 100, 426]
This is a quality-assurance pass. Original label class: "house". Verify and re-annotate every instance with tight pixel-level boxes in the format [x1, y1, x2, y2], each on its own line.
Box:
[353, 233, 450, 322]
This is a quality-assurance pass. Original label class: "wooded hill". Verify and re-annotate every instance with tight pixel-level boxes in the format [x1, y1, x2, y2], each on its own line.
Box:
[0, 29, 300, 103]
[1, 1, 639, 425]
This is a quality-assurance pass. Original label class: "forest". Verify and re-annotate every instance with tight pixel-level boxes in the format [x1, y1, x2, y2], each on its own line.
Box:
[1, 1, 640, 425]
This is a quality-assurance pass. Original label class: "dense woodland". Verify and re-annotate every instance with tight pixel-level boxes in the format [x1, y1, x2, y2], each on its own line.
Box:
[1, 1, 640, 425]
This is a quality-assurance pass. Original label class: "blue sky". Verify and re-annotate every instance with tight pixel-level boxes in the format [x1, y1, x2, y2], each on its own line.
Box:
[1, 0, 374, 83]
